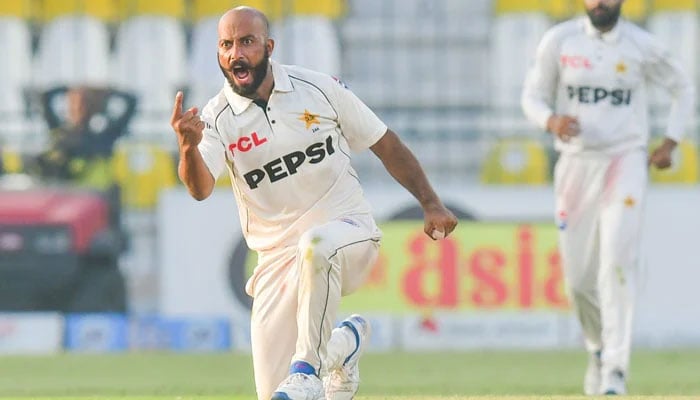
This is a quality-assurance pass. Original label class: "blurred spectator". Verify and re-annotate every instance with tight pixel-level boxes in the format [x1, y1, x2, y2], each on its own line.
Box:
[30, 85, 137, 190]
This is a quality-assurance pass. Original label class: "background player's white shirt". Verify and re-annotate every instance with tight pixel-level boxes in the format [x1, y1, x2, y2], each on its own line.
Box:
[197, 60, 387, 251]
[522, 17, 694, 154]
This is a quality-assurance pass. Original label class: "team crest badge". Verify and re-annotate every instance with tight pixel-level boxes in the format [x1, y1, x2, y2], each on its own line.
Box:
[298, 109, 320, 130]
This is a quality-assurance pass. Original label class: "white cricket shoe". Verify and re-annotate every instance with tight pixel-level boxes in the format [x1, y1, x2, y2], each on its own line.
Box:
[324, 314, 372, 400]
[601, 369, 627, 395]
[271, 373, 325, 400]
[583, 350, 602, 395]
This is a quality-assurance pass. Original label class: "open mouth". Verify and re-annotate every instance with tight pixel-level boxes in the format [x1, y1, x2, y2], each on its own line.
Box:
[233, 65, 251, 83]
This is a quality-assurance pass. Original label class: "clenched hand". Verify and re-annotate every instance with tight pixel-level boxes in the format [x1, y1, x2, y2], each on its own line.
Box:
[649, 138, 677, 169]
[546, 114, 580, 142]
[423, 202, 458, 241]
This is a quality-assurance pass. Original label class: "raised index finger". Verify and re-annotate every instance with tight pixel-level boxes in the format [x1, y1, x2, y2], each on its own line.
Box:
[171, 91, 184, 122]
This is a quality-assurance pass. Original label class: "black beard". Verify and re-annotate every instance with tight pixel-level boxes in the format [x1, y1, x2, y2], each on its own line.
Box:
[587, 4, 621, 30]
[220, 49, 270, 98]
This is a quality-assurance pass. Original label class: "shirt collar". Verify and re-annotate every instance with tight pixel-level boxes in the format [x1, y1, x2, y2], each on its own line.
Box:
[583, 16, 622, 43]
[223, 59, 294, 115]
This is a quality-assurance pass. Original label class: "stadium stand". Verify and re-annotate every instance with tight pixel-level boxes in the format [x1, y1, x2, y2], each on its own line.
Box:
[647, 0, 698, 110]
[486, 0, 551, 184]
[1, 147, 24, 174]
[271, 0, 344, 76]
[187, 2, 224, 110]
[272, 15, 341, 76]
[191, 0, 286, 20]
[34, 0, 115, 87]
[490, 0, 551, 115]
[187, 0, 230, 110]
[112, 142, 178, 209]
[1, 0, 698, 317]
[480, 137, 550, 185]
[0, 0, 697, 191]
[0, 0, 34, 146]
[113, 0, 187, 142]
[340, 0, 490, 109]
[547, 0, 576, 20]
[567, 0, 648, 21]
[339, 0, 492, 182]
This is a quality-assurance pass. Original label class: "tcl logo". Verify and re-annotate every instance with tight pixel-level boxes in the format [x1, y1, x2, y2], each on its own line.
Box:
[560, 55, 592, 69]
[228, 132, 267, 157]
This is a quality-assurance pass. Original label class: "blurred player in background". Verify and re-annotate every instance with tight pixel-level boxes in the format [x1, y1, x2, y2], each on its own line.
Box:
[170, 6, 457, 400]
[32, 85, 136, 189]
[522, 0, 694, 395]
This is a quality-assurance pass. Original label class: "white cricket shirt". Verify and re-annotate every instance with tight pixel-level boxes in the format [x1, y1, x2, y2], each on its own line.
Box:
[522, 17, 694, 154]
[198, 60, 387, 251]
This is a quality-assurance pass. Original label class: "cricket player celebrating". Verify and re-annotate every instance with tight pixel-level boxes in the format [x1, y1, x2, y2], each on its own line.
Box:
[171, 6, 457, 400]
[521, 0, 694, 395]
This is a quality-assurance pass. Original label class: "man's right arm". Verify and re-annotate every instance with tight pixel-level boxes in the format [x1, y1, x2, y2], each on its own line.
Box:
[522, 27, 580, 140]
[171, 91, 215, 201]
[178, 144, 215, 201]
[521, 30, 559, 130]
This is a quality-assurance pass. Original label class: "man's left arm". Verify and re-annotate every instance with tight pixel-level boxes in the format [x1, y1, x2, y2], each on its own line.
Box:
[370, 129, 458, 239]
[645, 38, 696, 169]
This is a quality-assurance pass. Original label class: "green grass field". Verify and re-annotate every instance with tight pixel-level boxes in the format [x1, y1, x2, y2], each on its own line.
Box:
[1, 350, 699, 399]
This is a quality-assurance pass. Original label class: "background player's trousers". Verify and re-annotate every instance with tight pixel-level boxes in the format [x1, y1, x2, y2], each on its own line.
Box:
[554, 148, 646, 377]
[247, 214, 381, 400]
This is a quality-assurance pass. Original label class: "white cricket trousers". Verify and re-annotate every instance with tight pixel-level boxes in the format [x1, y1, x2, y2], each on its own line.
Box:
[554, 148, 646, 377]
[245, 214, 381, 400]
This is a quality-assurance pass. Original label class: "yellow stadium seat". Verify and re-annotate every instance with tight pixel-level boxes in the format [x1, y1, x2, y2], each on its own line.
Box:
[0, 0, 33, 18]
[567, 0, 647, 19]
[285, 0, 344, 19]
[190, 0, 234, 21]
[190, 0, 343, 21]
[495, 0, 548, 14]
[652, 0, 697, 11]
[571, 0, 647, 20]
[649, 139, 699, 184]
[116, 0, 185, 18]
[480, 138, 550, 184]
[1, 148, 24, 174]
[39, 0, 117, 21]
[621, 0, 648, 21]
[571, 1, 585, 15]
[547, 0, 575, 19]
[191, 0, 284, 21]
[112, 143, 178, 209]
